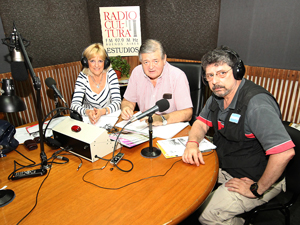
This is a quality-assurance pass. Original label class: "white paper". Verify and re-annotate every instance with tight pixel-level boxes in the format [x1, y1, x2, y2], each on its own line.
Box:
[15, 116, 68, 144]
[82, 110, 121, 128]
[157, 136, 217, 158]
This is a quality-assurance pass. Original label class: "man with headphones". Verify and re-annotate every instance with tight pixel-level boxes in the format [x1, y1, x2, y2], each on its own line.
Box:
[182, 46, 295, 224]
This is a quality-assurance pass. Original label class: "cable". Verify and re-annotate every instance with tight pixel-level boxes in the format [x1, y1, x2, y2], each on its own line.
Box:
[8, 147, 71, 180]
[109, 122, 134, 172]
[82, 159, 182, 190]
[16, 157, 55, 225]
[82, 149, 216, 190]
[42, 106, 69, 139]
[113, 158, 134, 172]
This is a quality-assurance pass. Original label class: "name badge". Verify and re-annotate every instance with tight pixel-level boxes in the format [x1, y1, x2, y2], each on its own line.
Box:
[229, 113, 241, 124]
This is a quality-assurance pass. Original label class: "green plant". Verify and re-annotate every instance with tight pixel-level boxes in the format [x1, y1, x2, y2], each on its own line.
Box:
[110, 56, 130, 77]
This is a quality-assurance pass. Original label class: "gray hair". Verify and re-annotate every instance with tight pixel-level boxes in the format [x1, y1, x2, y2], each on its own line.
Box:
[201, 46, 238, 71]
[138, 39, 166, 62]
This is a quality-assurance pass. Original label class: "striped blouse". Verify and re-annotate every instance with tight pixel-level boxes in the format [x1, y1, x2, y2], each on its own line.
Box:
[70, 68, 121, 116]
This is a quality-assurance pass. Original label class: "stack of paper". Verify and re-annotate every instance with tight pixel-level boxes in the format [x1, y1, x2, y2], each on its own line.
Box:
[15, 116, 68, 144]
[157, 136, 217, 158]
[109, 132, 149, 148]
[115, 112, 189, 139]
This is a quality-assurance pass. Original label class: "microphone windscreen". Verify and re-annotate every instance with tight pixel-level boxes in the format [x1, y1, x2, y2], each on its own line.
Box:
[70, 110, 83, 121]
[11, 61, 28, 81]
[156, 99, 170, 112]
[45, 77, 56, 88]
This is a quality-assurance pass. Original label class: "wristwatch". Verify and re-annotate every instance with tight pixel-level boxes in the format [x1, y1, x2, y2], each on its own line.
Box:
[161, 115, 167, 126]
[105, 108, 109, 115]
[250, 182, 264, 198]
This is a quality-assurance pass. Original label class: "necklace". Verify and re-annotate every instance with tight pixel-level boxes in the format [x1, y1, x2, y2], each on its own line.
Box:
[90, 73, 104, 89]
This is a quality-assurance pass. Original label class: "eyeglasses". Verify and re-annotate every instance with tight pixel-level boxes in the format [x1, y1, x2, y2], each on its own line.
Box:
[204, 68, 232, 82]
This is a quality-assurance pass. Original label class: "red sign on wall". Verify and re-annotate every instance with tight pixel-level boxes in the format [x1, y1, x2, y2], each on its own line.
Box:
[99, 6, 142, 56]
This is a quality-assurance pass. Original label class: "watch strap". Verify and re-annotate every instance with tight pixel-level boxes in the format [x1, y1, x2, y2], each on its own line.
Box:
[250, 183, 263, 198]
[161, 115, 167, 125]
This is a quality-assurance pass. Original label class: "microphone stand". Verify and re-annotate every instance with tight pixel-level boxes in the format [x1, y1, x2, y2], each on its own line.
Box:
[16, 23, 48, 172]
[53, 92, 64, 117]
[54, 92, 60, 109]
[140, 115, 161, 158]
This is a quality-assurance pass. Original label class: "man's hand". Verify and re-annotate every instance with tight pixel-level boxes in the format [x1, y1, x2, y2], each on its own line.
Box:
[121, 99, 135, 120]
[182, 142, 205, 166]
[140, 114, 163, 126]
[121, 106, 134, 120]
[225, 177, 257, 198]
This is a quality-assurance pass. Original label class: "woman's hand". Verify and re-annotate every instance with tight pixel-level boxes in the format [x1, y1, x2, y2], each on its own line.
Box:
[86, 108, 106, 124]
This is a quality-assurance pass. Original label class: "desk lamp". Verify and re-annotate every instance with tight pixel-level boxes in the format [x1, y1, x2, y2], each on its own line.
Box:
[0, 79, 26, 112]
[0, 79, 26, 207]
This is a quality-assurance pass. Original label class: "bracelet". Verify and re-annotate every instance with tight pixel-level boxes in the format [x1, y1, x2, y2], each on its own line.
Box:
[186, 141, 199, 147]
[105, 108, 109, 115]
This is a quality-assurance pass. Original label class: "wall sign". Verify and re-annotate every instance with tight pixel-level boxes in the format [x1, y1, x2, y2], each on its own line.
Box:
[99, 6, 141, 56]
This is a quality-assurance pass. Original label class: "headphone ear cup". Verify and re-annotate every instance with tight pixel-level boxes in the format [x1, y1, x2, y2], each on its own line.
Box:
[201, 66, 208, 86]
[44, 137, 61, 149]
[223, 48, 245, 80]
[233, 59, 245, 80]
[104, 56, 111, 69]
[81, 56, 89, 68]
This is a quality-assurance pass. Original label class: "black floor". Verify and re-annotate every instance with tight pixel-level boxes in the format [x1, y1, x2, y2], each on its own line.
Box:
[178, 191, 300, 225]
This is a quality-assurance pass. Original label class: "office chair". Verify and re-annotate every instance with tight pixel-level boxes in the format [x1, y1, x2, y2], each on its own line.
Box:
[169, 62, 204, 125]
[243, 121, 300, 225]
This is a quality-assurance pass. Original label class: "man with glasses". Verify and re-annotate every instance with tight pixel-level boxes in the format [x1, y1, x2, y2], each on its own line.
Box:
[182, 46, 295, 224]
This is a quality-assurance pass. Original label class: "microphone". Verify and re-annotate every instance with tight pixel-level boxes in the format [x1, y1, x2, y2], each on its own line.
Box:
[45, 77, 67, 106]
[130, 99, 170, 122]
[45, 77, 82, 121]
[2, 26, 29, 81]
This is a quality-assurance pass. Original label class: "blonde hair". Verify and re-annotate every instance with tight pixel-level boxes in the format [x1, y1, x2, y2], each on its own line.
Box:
[82, 43, 110, 75]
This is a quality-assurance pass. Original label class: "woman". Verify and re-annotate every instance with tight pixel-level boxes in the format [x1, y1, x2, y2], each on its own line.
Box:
[71, 43, 121, 124]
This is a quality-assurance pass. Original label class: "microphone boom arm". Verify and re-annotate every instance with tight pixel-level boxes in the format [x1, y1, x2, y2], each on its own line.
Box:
[14, 23, 47, 168]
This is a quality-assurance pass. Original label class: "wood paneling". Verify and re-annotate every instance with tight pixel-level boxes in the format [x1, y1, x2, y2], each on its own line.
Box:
[0, 61, 82, 127]
[245, 65, 300, 123]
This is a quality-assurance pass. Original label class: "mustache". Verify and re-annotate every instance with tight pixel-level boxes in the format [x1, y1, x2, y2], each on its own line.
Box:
[212, 85, 225, 90]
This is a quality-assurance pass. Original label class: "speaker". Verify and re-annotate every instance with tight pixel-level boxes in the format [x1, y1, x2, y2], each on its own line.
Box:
[201, 47, 245, 86]
[52, 117, 115, 162]
[81, 48, 111, 69]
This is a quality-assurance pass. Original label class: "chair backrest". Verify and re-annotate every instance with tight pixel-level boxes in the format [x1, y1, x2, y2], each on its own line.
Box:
[169, 62, 204, 125]
[283, 121, 300, 194]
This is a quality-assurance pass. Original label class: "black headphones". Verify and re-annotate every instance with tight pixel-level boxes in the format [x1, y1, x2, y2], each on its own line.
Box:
[81, 45, 111, 70]
[201, 47, 245, 86]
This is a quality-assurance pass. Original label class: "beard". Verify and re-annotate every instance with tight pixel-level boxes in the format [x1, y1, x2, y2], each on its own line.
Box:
[212, 85, 230, 97]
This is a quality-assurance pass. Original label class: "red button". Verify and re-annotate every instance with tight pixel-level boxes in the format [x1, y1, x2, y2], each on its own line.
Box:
[71, 125, 81, 132]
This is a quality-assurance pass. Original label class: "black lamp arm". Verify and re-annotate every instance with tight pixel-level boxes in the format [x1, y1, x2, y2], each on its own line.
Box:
[14, 23, 46, 167]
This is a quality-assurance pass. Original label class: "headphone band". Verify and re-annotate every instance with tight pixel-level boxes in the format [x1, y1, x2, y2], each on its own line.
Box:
[81, 44, 111, 69]
[201, 47, 245, 86]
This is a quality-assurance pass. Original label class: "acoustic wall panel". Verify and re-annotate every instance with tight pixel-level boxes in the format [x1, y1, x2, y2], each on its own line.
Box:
[87, 0, 220, 61]
[218, 0, 300, 70]
[0, 0, 90, 70]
